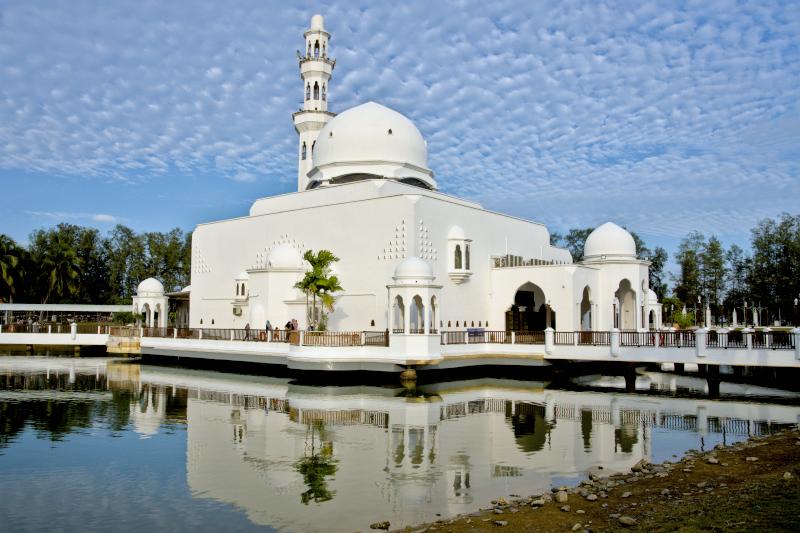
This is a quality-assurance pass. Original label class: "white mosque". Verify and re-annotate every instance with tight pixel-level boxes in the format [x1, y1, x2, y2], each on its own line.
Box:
[139, 14, 662, 335]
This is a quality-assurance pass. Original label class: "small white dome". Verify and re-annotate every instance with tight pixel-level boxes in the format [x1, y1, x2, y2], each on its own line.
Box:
[136, 277, 164, 295]
[268, 243, 303, 270]
[181, 285, 192, 293]
[308, 102, 436, 189]
[235, 270, 249, 280]
[447, 226, 467, 240]
[393, 256, 434, 281]
[583, 222, 636, 260]
[648, 288, 659, 303]
[310, 14, 324, 30]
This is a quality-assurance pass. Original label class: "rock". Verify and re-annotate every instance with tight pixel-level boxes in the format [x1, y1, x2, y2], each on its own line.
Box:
[696, 482, 707, 488]
[745, 456, 759, 462]
[661, 489, 670, 496]
[494, 520, 508, 527]
[530, 499, 546, 507]
[609, 513, 621, 519]
[721, 462, 729, 467]
[555, 491, 569, 503]
[621, 491, 632, 498]
[784, 472, 793, 480]
[561, 505, 571, 512]
[493, 508, 504, 514]
[576, 509, 585, 514]
[618, 516, 638, 527]
[369, 522, 390, 530]
[707, 456, 719, 464]
[572, 524, 583, 531]
[631, 459, 649, 472]
[585, 494, 598, 501]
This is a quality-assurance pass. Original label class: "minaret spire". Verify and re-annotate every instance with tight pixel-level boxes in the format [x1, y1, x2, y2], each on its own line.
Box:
[292, 14, 336, 191]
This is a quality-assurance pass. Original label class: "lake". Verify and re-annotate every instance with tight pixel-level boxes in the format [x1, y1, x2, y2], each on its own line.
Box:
[1, 355, 798, 532]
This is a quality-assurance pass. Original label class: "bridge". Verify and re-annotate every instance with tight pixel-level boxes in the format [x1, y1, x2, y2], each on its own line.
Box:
[3, 323, 798, 373]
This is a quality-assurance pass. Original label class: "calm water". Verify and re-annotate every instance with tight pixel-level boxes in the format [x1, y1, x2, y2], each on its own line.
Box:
[1, 356, 799, 532]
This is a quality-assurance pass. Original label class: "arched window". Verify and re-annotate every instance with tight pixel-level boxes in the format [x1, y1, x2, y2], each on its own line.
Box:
[322, 43, 326, 57]
[465, 244, 471, 270]
[314, 40, 320, 57]
[313, 82, 319, 100]
[311, 140, 316, 153]
[236, 284, 239, 296]
[321, 84, 326, 101]
[301, 142, 307, 160]
[241, 283, 245, 295]
[307, 42, 311, 57]
[454, 245, 462, 269]
[305, 83, 310, 101]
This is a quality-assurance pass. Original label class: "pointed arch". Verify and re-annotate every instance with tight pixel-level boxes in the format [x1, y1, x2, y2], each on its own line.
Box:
[305, 83, 310, 101]
[314, 40, 320, 57]
[580, 286, 592, 331]
[301, 142, 307, 160]
[454, 245, 462, 269]
[393, 295, 405, 333]
[410, 295, 425, 333]
[321, 83, 326, 101]
[313, 81, 319, 100]
[465, 244, 471, 270]
[614, 279, 636, 330]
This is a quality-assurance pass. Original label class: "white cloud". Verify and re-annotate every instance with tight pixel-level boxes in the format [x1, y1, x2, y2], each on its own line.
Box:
[26, 211, 121, 224]
[0, 0, 798, 244]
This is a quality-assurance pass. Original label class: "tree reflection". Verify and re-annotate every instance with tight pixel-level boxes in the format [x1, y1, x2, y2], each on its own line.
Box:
[295, 420, 338, 505]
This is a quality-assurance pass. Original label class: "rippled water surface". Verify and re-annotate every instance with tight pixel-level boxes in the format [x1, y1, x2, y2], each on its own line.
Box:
[1, 355, 798, 532]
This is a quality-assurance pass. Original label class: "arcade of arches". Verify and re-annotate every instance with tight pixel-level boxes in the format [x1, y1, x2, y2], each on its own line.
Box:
[505, 282, 555, 331]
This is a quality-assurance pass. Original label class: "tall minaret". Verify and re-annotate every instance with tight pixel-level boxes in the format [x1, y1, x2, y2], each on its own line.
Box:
[293, 14, 336, 191]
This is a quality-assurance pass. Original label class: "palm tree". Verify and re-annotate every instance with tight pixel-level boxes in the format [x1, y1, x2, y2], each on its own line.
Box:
[294, 249, 342, 330]
[39, 238, 82, 304]
[0, 235, 22, 302]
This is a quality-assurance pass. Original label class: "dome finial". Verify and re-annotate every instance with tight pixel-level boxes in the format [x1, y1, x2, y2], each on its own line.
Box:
[310, 14, 324, 30]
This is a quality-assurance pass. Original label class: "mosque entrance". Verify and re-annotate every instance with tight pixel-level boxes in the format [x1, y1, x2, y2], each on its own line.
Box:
[505, 282, 554, 331]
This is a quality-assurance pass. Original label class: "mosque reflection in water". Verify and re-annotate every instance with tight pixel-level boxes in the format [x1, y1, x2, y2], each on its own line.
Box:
[1, 357, 798, 531]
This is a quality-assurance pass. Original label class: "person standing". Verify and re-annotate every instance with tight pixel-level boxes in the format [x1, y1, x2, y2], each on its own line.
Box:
[244, 322, 251, 340]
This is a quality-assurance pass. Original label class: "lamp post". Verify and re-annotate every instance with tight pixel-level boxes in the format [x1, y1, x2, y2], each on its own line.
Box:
[794, 294, 800, 326]
[696, 295, 701, 327]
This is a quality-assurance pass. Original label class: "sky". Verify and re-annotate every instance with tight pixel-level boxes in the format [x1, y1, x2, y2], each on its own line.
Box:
[1, 0, 798, 263]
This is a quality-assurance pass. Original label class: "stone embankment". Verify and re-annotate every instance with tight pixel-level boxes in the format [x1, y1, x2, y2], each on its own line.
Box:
[391, 429, 800, 532]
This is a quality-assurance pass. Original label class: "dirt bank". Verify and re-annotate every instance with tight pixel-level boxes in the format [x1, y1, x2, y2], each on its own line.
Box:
[393, 429, 800, 533]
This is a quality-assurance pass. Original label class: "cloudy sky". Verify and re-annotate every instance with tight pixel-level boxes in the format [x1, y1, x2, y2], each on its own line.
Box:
[1, 0, 798, 259]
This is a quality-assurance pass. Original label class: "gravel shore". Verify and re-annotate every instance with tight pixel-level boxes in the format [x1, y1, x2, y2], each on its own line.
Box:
[385, 428, 800, 533]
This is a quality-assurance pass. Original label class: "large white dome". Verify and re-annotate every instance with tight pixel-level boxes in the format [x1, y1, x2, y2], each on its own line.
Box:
[393, 256, 434, 283]
[307, 102, 436, 189]
[136, 277, 164, 296]
[583, 222, 637, 261]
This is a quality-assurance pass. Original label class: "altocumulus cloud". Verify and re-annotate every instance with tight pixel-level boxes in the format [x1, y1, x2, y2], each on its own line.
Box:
[1, 0, 799, 240]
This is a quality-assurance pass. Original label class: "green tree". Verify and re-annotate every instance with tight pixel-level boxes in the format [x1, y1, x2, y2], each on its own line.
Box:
[648, 246, 668, 300]
[37, 236, 82, 304]
[144, 228, 189, 292]
[562, 228, 594, 261]
[0, 234, 22, 302]
[294, 250, 343, 330]
[673, 231, 704, 307]
[104, 225, 147, 303]
[700, 236, 727, 316]
[724, 244, 751, 311]
[748, 214, 800, 324]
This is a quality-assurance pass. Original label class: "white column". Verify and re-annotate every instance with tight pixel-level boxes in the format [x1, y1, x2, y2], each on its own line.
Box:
[610, 328, 620, 357]
[544, 327, 554, 355]
[695, 327, 707, 358]
[792, 328, 800, 360]
[404, 298, 410, 334]
[70, 322, 77, 340]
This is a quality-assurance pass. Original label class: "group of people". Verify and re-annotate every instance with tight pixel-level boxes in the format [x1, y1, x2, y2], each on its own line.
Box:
[241, 318, 299, 340]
